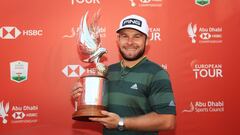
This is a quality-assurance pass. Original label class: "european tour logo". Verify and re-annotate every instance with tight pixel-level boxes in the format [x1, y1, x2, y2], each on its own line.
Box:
[71, 0, 100, 5]
[191, 60, 223, 79]
[149, 27, 161, 41]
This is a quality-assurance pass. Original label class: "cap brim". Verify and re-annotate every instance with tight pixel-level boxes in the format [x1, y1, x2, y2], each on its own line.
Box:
[116, 27, 148, 37]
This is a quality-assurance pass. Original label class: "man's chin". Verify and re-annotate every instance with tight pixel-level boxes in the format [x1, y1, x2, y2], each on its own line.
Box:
[122, 55, 141, 61]
[119, 48, 145, 61]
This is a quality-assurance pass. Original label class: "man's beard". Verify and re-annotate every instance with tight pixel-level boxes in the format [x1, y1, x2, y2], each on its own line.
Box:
[119, 45, 145, 61]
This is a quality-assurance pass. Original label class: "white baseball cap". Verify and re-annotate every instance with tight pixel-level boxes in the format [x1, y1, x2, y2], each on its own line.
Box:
[116, 14, 149, 37]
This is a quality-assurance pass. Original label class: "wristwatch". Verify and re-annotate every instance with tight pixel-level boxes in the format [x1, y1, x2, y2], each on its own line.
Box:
[117, 117, 125, 131]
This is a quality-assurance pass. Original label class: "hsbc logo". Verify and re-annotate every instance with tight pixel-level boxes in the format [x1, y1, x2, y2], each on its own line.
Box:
[12, 112, 25, 119]
[1, 102, 39, 124]
[0, 26, 21, 39]
[0, 26, 43, 40]
[62, 65, 85, 77]
[187, 22, 223, 44]
[200, 33, 211, 40]
[140, 0, 151, 3]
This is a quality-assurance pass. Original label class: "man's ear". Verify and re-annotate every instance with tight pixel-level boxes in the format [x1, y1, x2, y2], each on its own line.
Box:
[145, 36, 149, 46]
[145, 37, 150, 54]
[116, 34, 120, 45]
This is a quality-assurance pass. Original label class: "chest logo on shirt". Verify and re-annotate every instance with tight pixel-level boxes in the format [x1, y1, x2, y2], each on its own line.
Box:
[169, 100, 176, 107]
[130, 83, 138, 90]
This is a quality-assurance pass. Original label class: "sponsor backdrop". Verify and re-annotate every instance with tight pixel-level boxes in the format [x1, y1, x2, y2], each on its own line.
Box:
[1, 0, 239, 135]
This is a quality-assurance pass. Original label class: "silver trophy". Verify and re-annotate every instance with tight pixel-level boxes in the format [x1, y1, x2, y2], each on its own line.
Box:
[72, 11, 108, 121]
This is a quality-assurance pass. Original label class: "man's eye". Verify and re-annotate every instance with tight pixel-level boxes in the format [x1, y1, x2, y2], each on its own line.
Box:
[134, 35, 142, 38]
[135, 36, 140, 38]
[120, 35, 128, 38]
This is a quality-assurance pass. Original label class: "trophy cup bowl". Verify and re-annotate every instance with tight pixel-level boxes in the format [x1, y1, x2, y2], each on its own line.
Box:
[72, 75, 108, 121]
[72, 11, 108, 121]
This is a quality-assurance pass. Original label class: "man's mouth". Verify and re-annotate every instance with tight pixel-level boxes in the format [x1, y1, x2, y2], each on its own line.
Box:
[124, 46, 138, 51]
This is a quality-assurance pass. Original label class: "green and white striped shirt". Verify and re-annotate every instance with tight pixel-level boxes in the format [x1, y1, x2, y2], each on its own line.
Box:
[104, 57, 176, 135]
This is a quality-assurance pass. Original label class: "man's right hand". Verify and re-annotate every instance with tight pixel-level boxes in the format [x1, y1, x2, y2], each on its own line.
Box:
[72, 81, 83, 100]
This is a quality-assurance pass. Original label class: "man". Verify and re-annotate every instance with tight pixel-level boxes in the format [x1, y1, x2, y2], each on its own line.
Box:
[72, 14, 176, 135]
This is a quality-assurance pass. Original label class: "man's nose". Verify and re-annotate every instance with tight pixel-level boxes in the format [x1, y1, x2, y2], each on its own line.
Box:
[127, 37, 134, 44]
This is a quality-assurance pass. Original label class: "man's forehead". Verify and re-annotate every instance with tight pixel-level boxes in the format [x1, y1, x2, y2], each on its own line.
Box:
[118, 28, 144, 35]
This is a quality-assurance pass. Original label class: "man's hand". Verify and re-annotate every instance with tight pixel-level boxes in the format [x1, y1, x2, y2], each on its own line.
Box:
[89, 110, 120, 129]
[91, 111, 176, 131]
[72, 81, 83, 100]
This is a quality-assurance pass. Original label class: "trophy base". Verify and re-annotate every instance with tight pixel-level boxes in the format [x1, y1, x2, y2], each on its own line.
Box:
[72, 105, 106, 121]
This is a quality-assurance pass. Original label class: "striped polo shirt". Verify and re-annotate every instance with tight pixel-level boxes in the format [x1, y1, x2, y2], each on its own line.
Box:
[103, 57, 176, 135]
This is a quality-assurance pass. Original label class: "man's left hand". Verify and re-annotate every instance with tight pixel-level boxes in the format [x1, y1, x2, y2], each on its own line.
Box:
[89, 110, 120, 129]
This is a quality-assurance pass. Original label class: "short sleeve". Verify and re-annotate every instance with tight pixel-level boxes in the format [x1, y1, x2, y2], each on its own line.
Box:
[148, 70, 176, 114]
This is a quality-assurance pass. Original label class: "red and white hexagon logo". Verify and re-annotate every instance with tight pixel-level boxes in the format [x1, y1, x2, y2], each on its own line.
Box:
[0, 26, 21, 39]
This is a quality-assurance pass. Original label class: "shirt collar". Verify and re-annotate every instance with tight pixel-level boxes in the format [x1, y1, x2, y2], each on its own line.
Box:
[120, 56, 147, 69]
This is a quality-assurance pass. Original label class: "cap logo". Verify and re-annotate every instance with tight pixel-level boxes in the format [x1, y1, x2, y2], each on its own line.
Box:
[122, 18, 142, 27]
